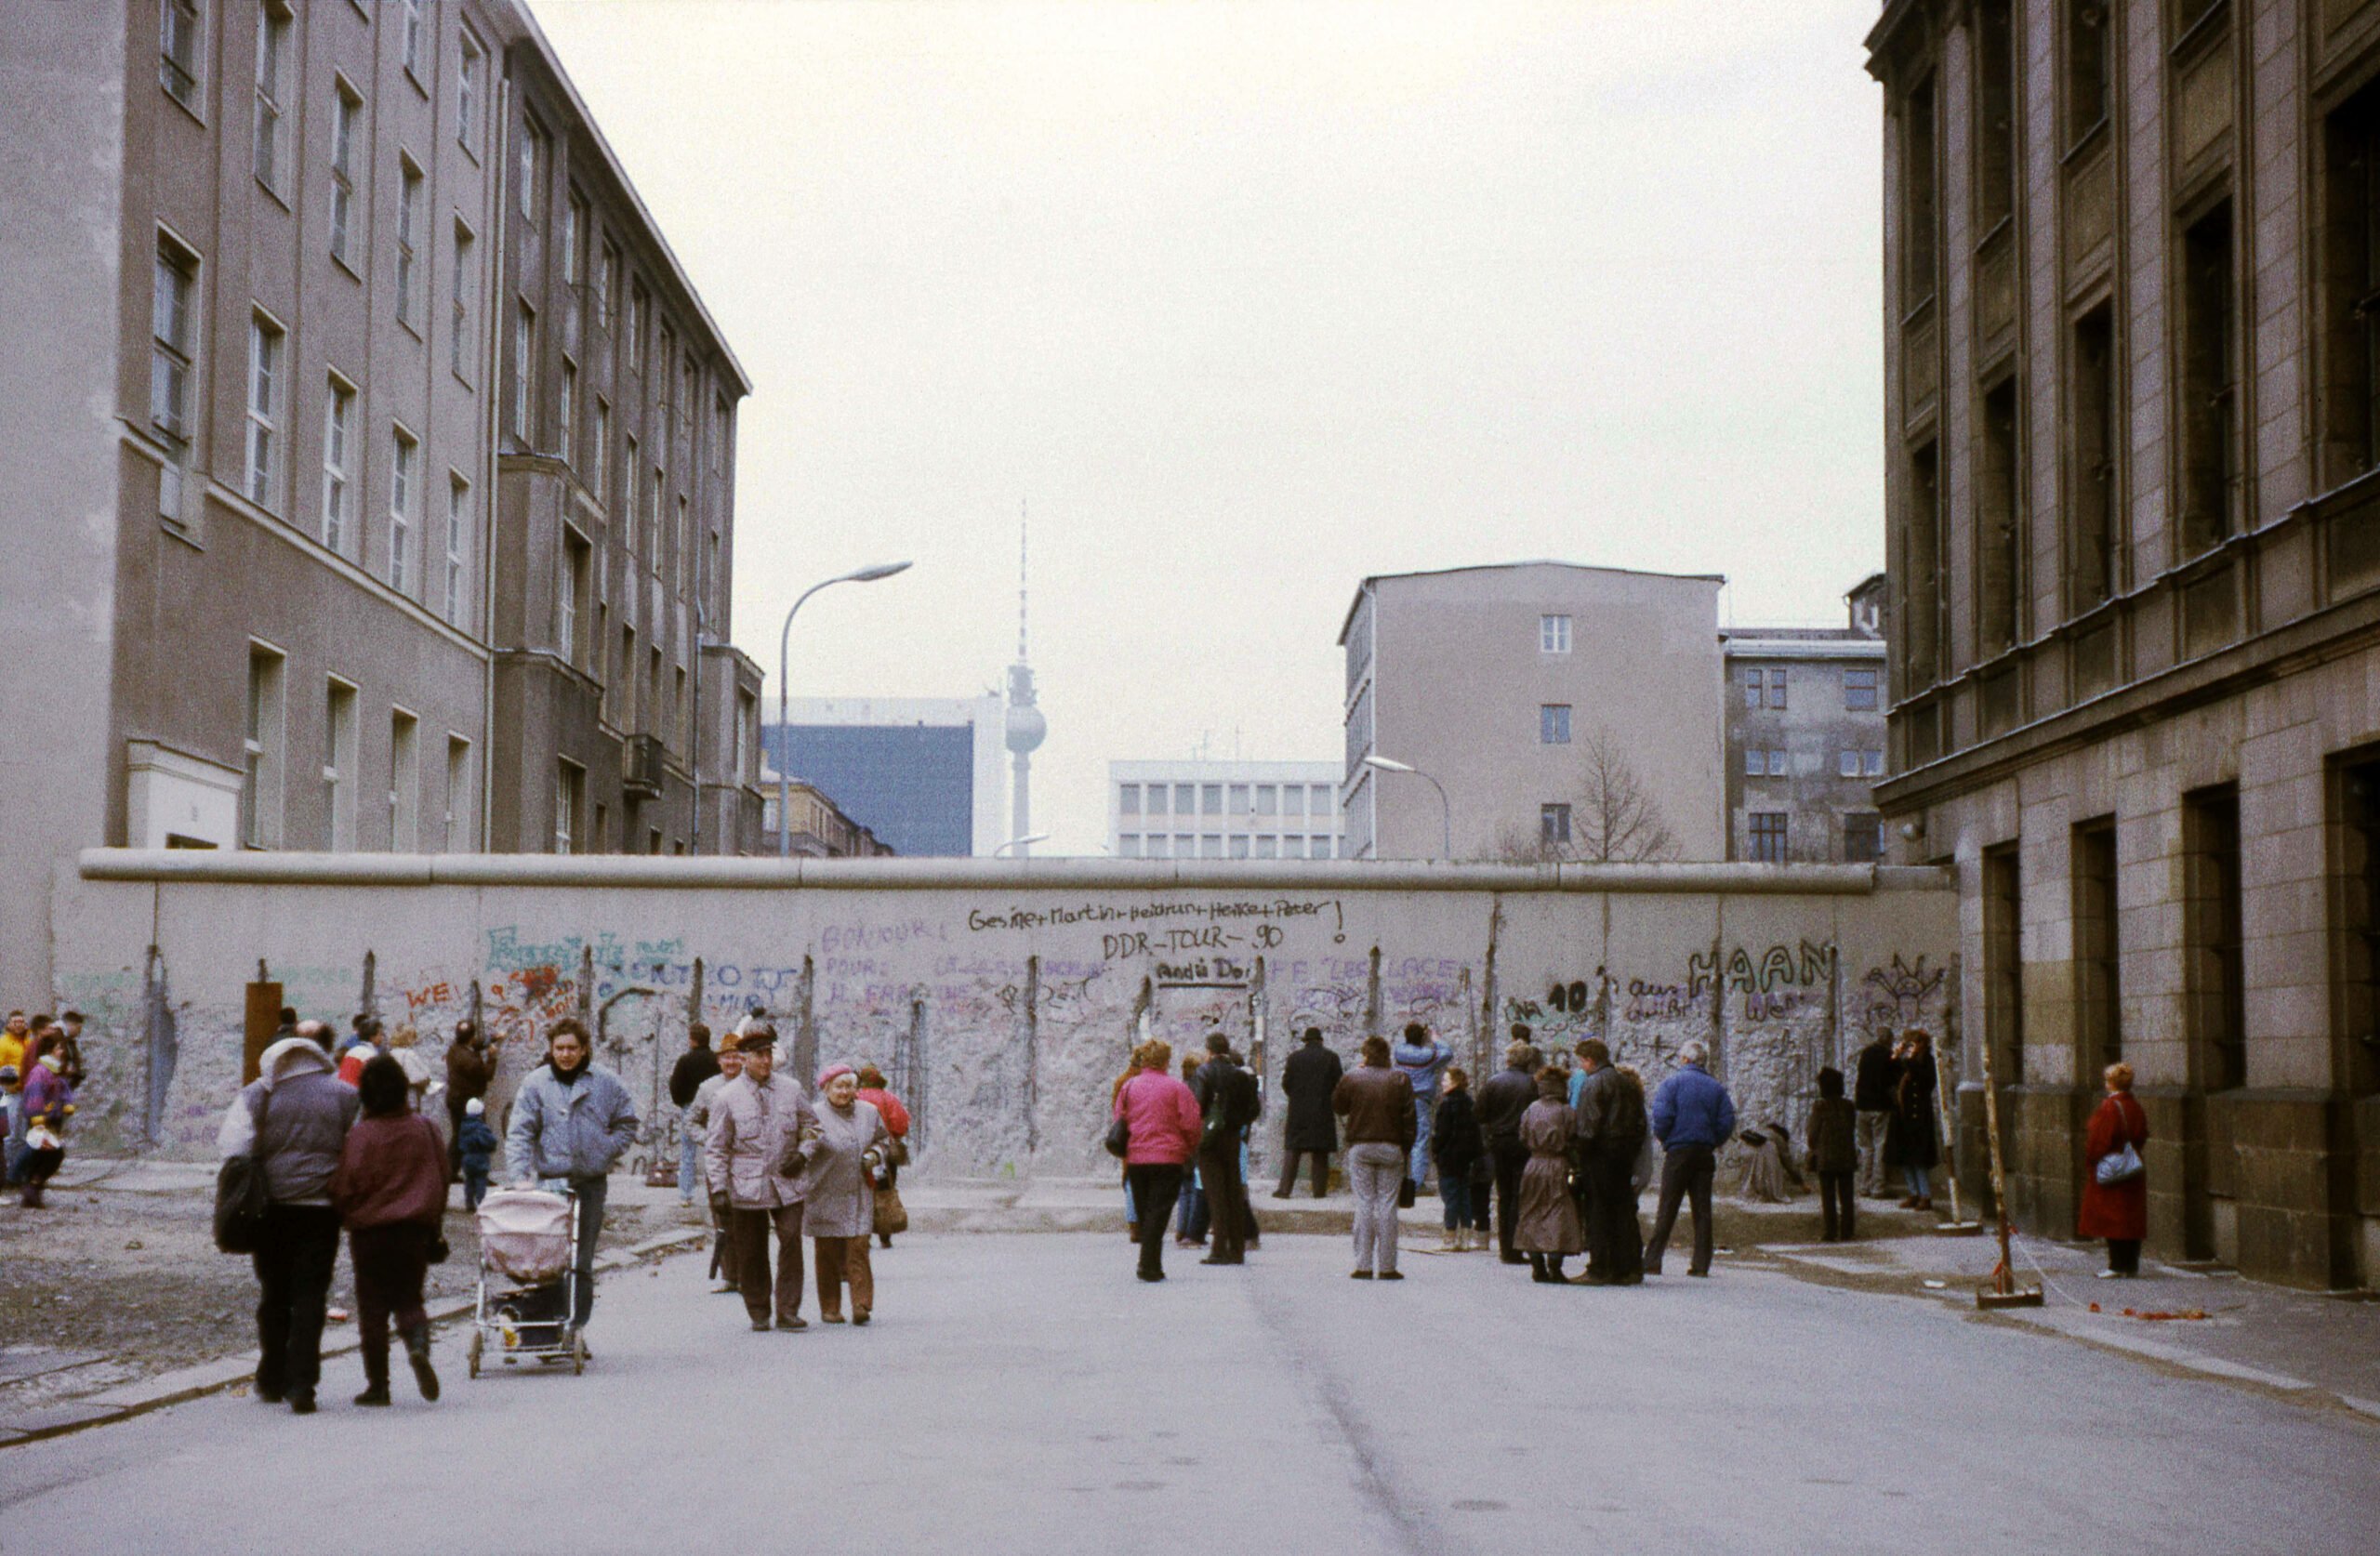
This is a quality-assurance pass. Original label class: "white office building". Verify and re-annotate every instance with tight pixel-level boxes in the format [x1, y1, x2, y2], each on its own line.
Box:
[1110, 760, 1344, 860]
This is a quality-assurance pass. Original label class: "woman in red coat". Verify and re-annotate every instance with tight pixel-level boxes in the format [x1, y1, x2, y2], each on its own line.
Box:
[2077, 1062, 2149, 1278]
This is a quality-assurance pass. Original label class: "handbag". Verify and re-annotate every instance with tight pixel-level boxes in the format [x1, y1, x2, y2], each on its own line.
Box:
[1104, 1109, 1132, 1159]
[213, 1088, 272, 1255]
[1398, 1177, 1417, 1209]
[2094, 1100, 2145, 1186]
[874, 1181, 909, 1237]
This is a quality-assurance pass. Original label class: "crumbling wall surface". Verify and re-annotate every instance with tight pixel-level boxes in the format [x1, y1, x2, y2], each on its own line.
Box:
[52, 857, 1954, 1180]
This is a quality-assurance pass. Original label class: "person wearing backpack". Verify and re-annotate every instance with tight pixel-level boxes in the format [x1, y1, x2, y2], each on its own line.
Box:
[2079, 1062, 2149, 1278]
[216, 1023, 360, 1415]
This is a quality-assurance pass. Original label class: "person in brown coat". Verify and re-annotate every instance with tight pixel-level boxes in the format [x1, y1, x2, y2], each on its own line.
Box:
[1514, 1068, 1583, 1283]
[443, 1020, 492, 1181]
[2078, 1062, 2149, 1278]
[1805, 1066, 1860, 1242]
[1332, 1035, 1416, 1280]
[330, 1055, 447, 1407]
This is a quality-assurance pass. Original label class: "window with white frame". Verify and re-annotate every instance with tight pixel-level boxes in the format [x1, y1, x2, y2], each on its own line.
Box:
[1838, 750, 1862, 778]
[160, 0, 201, 107]
[321, 376, 354, 551]
[1541, 803, 1572, 844]
[558, 360, 576, 465]
[591, 398, 610, 503]
[444, 736, 473, 850]
[388, 428, 418, 592]
[401, 0, 426, 80]
[518, 117, 545, 221]
[1746, 749, 1766, 778]
[554, 759, 581, 853]
[622, 435, 639, 548]
[451, 221, 474, 377]
[1844, 666, 1880, 711]
[510, 297, 536, 442]
[325, 678, 358, 851]
[253, 3, 291, 192]
[1253, 835, 1276, 859]
[1540, 704, 1572, 745]
[456, 30, 483, 153]
[597, 241, 619, 335]
[152, 235, 198, 518]
[1117, 835, 1142, 858]
[1118, 784, 1140, 815]
[1748, 812, 1787, 863]
[389, 709, 419, 851]
[1540, 613, 1572, 653]
[245, 312, 283, 507]
[396, 157, 423, 329]
[242, 643, 285, 849]
[444, 473, 470, 623]
[1864, 750, 1885, 778]
[1229, 835, 1250, 859]
[560, 529, 587, 663]
[320, 84, 361, 269]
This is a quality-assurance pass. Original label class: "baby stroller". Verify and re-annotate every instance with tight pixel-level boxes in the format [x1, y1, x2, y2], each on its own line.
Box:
[466, 1186, 588, 1378]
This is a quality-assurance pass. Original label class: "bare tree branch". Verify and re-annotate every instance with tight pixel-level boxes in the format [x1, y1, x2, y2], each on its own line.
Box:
[1484, 726, 1680, 864]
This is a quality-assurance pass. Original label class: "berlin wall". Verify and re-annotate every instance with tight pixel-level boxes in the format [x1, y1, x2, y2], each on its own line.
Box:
[51, 852, 1957, 1181]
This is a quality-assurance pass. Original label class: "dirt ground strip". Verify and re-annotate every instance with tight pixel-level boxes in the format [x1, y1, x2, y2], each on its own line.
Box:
[0, 1179, 707, 1413]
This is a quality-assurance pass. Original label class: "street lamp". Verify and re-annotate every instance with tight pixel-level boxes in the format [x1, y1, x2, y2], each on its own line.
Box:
[777, 561, 913, 858]
[1363, 755, 1451, 861]
[994, 833, 1051, 857]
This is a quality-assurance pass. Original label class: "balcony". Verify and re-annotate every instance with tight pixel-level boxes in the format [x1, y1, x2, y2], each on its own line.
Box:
[622, 733, 666, 799]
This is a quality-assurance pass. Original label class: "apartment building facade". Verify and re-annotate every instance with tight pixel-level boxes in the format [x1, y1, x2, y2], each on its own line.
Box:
[0, 0, 760, 1009]
[1722, 575, 1892, 864]
[1867, 0, 2380, 1287]
[1338, 563, 1726, 863]
[1109, 760, 1345, 860]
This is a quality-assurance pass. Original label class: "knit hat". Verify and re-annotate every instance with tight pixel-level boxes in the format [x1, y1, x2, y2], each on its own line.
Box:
[817, 1062, 856, 1090]
[464, 1097, 484, 1116]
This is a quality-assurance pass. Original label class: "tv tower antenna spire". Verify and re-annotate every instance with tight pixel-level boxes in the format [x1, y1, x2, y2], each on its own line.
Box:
[1003, 499, 1046, 856]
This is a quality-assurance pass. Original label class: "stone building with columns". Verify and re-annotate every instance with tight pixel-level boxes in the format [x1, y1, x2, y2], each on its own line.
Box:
[1866, 0, 2380, 1288]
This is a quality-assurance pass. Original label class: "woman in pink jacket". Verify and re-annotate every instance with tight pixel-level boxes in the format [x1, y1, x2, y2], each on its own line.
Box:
[1111, 1039, 1203, 1284]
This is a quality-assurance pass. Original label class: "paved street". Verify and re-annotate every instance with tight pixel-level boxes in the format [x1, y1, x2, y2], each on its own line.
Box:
[5, 1231, 2376, 1555]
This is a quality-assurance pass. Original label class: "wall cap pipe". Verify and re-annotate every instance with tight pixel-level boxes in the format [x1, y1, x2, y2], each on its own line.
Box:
[79, 849, 1949, 896]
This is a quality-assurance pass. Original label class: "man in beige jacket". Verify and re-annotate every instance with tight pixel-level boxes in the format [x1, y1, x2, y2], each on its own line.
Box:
[703, 1024, 819, 1332]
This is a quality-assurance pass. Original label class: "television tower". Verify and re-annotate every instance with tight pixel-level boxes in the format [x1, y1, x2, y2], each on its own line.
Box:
[1004, 500, 1046, 856]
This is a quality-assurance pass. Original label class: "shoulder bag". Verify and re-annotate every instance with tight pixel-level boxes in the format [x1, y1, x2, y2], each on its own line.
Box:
[213, 1087, 272, 1255]
[2094, 1100, 2145, 1187]
[1104, 1082, 1133, 1159]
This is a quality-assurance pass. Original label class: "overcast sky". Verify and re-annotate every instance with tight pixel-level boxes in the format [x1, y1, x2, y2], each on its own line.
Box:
[535, 0, 1887, 854]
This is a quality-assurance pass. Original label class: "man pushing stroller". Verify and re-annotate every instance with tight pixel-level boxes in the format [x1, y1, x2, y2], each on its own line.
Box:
[505, 1020, 639, 1339]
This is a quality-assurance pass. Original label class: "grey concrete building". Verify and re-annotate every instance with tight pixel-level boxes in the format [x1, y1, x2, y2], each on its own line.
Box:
[0, 0, 760, 1010]
[1866, 0, 2380, 1288]
[1722, 574, 1892, 864]
[1339, 563, 1727, 862]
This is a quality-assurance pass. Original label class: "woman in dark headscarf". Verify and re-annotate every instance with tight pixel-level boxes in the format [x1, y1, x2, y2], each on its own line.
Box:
[1513, 1067, 1584, 1283]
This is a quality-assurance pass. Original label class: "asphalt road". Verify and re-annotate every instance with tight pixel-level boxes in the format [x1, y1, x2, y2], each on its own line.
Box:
[4, 1233, 2374, 1555]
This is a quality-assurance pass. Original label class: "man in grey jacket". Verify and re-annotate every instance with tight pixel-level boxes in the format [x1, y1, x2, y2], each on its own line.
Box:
[218, 1023, 359, 1415]
[702, 1024, 817, 1332]
[507, 1019, 639, 1330]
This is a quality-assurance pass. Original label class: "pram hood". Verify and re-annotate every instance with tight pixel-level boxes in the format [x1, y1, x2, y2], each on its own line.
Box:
[478, 1187, 575, 1284]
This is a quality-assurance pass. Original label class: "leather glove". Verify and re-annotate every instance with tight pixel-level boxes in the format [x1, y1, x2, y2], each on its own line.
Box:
[708, 1189, 730, 1213]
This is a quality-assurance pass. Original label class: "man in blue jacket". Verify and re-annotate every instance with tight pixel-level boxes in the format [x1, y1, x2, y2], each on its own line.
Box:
[1644, 1040, 1736, 1277]
[507, 1019, 641, 1331]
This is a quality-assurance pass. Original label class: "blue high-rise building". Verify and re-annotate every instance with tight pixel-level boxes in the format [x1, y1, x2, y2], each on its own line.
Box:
[763, 696, 1008, 858]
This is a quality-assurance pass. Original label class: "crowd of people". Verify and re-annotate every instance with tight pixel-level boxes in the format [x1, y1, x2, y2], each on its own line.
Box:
[1, 1009, 86, 1207]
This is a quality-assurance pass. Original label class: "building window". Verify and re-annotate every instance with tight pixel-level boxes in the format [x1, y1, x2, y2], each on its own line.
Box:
[734, 692, 755, 781]
[1314, 836, 1337, 859]
[161, 0, 200, 106]
[1864, 751, 1885, 778]
[456, 30, 483, 153]
[1838, 750, 1861, 779]
[451, 221, 475, 378]
[558, 360, 576, 465]
[396, 158, 423, 330]
[2178, 201, 2239, 557]
[245, 312, 284, 508]
[1173, 833, 1195, 857]
[253, 2, 291, 193]
[1977, 376, 2021, 655]
[1118, 783, 1140, 815]
[443, 474, 470, 623]
[591, 399, 610, 504]
[511, 298, 536, 443]
[1540, 704, 1572, 745]
[2333, 757, 2380, 1101]
[1843, 666, 1879, 710]
[562, 193, 587, 334]
[1253, 835, 1276, 859]
[388, 428, 417, 593]
[623, 437, 640, 549]
[1229, 835, 1250, 859]
[2325, 86, 2380, 485]
[1904, 440, 1943, 688]
[1982, 842, 2024, 1084]
[1228, 784, 1250, 816]
[329, 84, 361, 269]
[1744, 666, 1787, 709]
[1174, 784, 1195, 815]
[1145, 784, 1169, 817]
[152, 235, 198, 519]
[1541, 803, 1572, 845]
[2073, 818, 2122, 1073]
[1540, 613, 1572, 653]
[2065, 0, 2109, 149]
[325, 678, 358, 851]
[518, 117, 545, 222]
[1901, 74, 1937, 310]
[1747, 749, 1767, 778]
[2183, 785, 2246, 1091]
[1254, 784, 1277, 815]
[1844, 813, 1883, 864]
[400, 0, 425, 79]
[242, 643, 285, 849]
[1747, 812, 1787, 862]
[389, 709, 419, 851]
[1145, 835, 1170, 859]
[1200, 785, 1223, 816]
[1282, 784, 1305, 820]
[555, 759, 582, 854]
[1117, 835, 1142, 858]
[1311, 785, 1332, 815]
[2069, 304, 2119, 607]
[321, 376, 354, 552]
[597, 242, 619, 335]
[444, 736, 473, 851]
[629, 284, 649, 371]
[559, 531, 585, 663]
[1973, 0, 2014, 232]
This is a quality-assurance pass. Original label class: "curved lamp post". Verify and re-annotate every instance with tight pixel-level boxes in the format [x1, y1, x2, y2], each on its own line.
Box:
[1362, 754, 1451, 861]
[777, 561, 912, 858]
[994, 833, 1051, 858]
